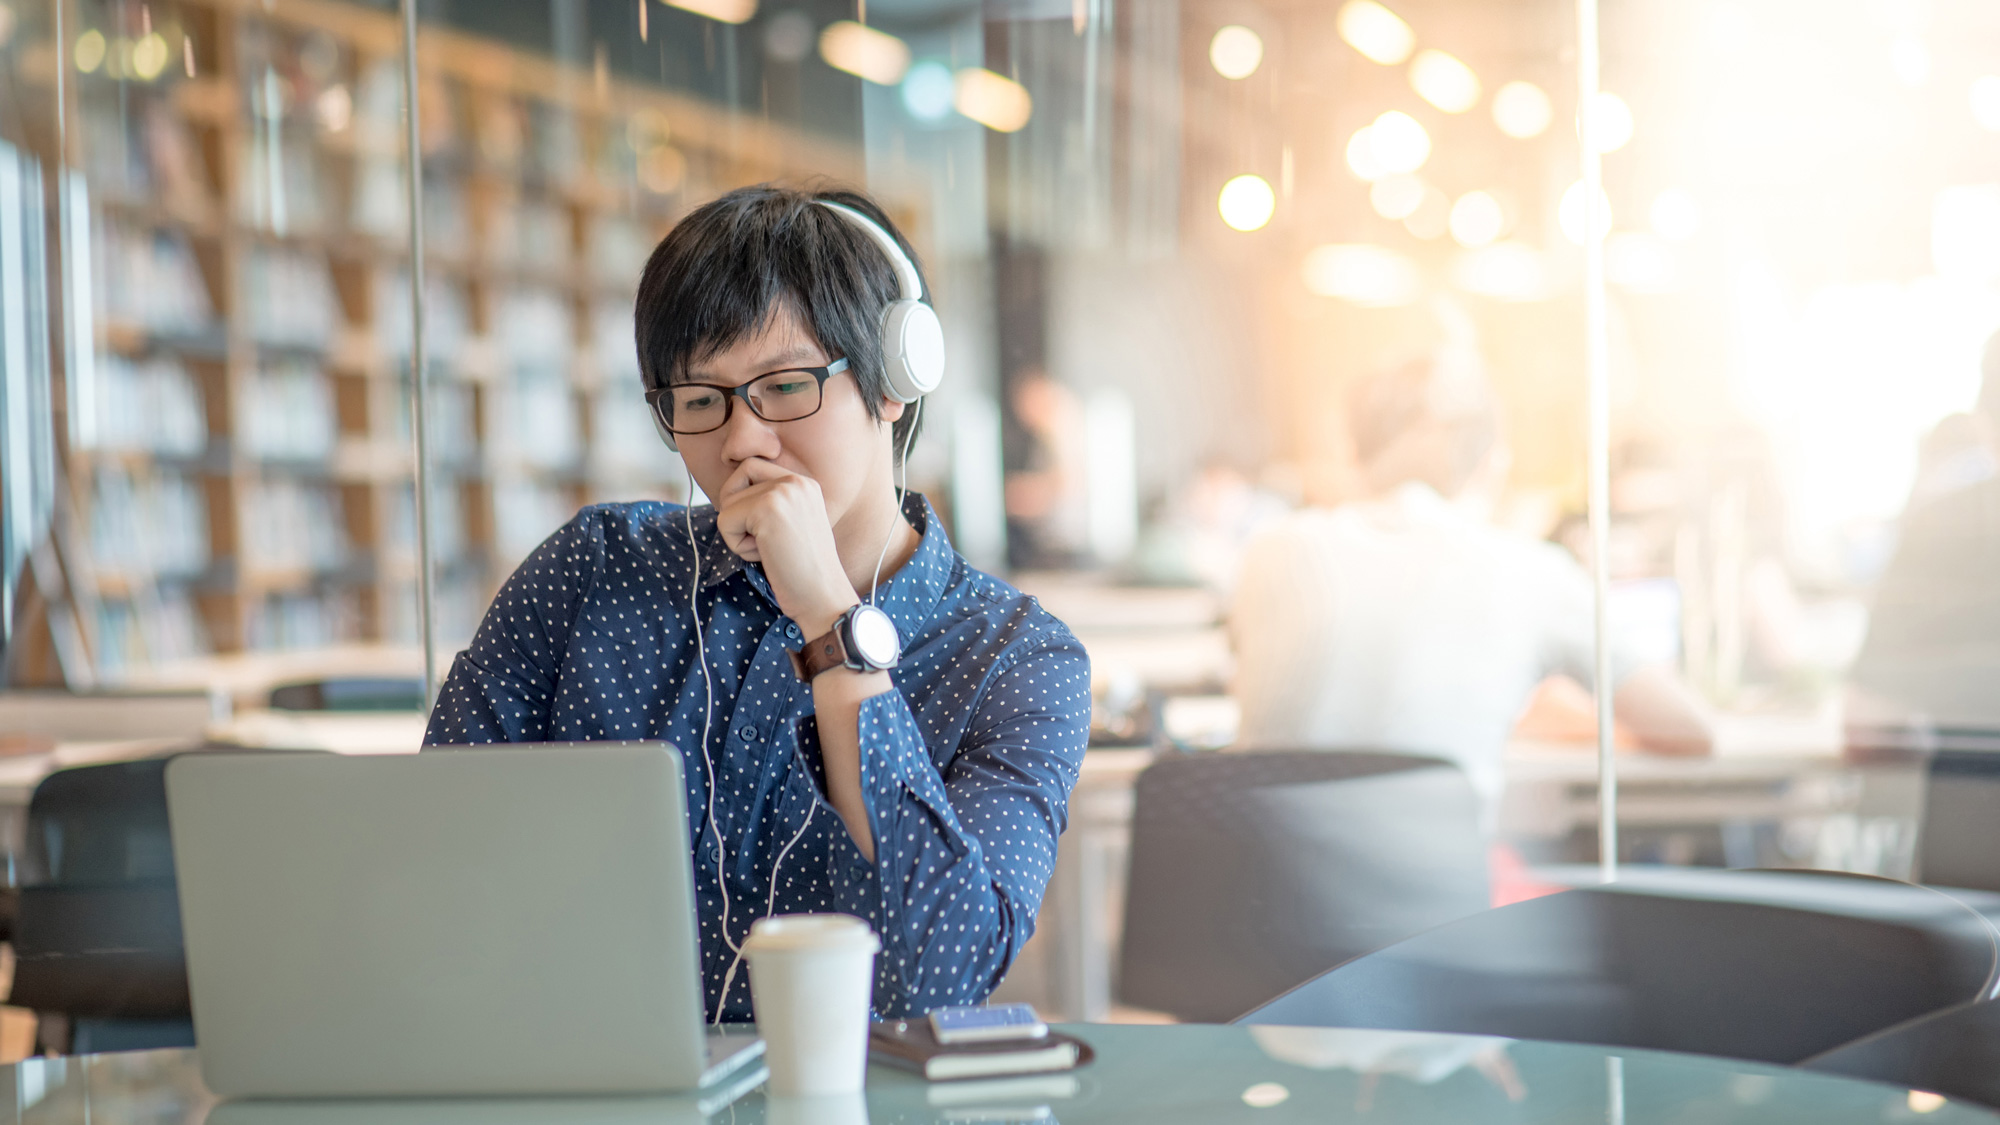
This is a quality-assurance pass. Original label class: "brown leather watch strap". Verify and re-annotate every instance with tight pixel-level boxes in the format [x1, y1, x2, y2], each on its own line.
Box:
[789, 625, 849, 682]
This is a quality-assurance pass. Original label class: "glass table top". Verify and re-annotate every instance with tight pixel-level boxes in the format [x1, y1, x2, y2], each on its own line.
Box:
[7, 1023, 1994, 1125]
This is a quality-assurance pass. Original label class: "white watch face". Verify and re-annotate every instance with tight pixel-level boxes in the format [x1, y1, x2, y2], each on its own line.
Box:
[848, 605, 901, 668]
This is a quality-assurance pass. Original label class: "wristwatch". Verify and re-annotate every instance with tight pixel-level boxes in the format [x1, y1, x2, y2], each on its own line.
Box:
[790, 603, 901, 682]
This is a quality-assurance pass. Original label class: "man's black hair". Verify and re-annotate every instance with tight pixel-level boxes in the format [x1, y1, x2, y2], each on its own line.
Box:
[634, 184, 928, 455]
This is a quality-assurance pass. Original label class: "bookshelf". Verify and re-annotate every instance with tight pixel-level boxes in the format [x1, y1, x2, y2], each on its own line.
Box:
[31, 0, 871, 682]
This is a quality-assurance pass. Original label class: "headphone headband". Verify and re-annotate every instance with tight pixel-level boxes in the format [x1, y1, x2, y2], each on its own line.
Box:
[814, 200, 924, 303]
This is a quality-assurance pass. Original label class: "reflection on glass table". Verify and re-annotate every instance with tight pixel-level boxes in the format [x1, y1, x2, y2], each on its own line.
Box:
[9, 1024, 1998, 1125]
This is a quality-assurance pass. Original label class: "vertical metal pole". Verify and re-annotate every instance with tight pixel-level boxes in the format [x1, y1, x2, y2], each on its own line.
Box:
[1578, 0, 1616, 883]
[400, 0, 438, 710]
[1606, 1056, 1625, 1125]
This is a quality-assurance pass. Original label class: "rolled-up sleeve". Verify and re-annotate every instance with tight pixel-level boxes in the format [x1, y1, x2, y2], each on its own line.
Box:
[819, 633, 1090, 1016]
[423, 511, 607, 747]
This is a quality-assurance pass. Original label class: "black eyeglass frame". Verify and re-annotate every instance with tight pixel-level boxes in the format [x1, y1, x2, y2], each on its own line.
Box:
[646, 357, 852, 437]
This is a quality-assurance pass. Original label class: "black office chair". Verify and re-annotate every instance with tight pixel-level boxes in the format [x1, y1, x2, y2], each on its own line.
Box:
[1915, 747, 2000, 893]
[8, 757, 195, 1054]
[1239, 867, 2000, 1066]
[1116, 750, 1490, 1023]
[1805, 998, 2000, 1111]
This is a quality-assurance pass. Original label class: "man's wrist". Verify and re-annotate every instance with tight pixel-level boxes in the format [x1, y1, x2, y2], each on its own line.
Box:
[794, 599, 861, 646]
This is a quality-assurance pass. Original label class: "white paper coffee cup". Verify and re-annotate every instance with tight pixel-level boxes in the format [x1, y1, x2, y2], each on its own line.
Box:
[743, 914, 882, 1096]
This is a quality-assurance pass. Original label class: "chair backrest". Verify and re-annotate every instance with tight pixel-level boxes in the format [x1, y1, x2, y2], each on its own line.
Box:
[1239, 868, 2000, 1066]
[1116, 750, 1489, 1023]
[8, 758, 191, 1020]
[1805, 998, 2000, 1111]
[1917, 749, 2000, 892]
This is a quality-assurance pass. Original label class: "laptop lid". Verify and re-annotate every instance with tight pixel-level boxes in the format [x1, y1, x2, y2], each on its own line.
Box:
[167, 742, 708, 1098]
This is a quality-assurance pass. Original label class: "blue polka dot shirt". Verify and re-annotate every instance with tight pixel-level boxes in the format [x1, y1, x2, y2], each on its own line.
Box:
[423, 493, 1091, 1021]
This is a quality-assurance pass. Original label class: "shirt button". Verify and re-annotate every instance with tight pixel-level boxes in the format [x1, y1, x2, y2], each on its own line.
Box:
[784, 623, 802, 640]
[738, 728, 758, 742]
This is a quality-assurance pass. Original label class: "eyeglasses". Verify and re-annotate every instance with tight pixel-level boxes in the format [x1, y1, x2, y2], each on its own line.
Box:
[647, 358, 850, 437]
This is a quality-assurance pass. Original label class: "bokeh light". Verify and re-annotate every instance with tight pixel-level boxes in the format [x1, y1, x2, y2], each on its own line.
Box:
[1449, 191, 1505, 247]
[1369, 174, 1427, 220]
[1410, 50, 1481, 114]
[1218, 174, 1277, 232]
[74, 28, 107, 73]
[1345, 127, 1386, 181]
[819, 21, 910, 86]
[664, 0, 757, 23]
[1491, 80, 1552, 138]
[762, 11, 814, 61]
[1209, 26, 1264, 80]
[1367, 111, 1431, 175]
[1650, 188, 1702, 241]
[901, 61, 955, 121]
[1582, 92, 1633, 153]
[1404, 185, 1451, 239]
[1336, 0, 1414, 66]
[954, 68, 1033, 132]
[1303, 244, 1422, 306]
[1559, 181, 1614, 244]
[132, 32, 169, 80]
[1241, 1084, 1291, 1109]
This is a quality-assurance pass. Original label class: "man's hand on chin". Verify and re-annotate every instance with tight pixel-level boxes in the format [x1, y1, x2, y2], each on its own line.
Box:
[713, 457, 857, 638]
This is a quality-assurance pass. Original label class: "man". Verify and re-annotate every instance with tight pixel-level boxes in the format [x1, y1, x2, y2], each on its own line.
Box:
[1849, 330, 2000, 734]
[1230, 351, 1711, 824]
[424, 186, 1091, 1022]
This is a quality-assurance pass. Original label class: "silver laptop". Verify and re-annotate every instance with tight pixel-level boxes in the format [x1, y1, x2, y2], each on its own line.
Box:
[166, 742, 763, 1099]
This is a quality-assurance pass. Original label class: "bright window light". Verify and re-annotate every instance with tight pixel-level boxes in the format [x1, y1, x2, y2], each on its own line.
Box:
[1559, 181, 1613, 244]
[1451, 242, 1547, 302]
[1650, 188, 1702, 241]
[1581, 92, 1633, 153]
[1607, 232, 1678, 292]
[1302, 244, 1422, 306]
[1970, 75, 2000, 131]
[1891, 36, 1929, 88]
[1932, 185, 2000, 284]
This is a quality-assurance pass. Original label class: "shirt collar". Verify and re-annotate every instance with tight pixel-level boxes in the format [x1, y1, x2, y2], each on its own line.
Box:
[691, 493, 957, 639]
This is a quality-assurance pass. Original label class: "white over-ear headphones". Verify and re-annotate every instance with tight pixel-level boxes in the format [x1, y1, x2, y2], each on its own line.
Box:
[650, 198, 945, 453]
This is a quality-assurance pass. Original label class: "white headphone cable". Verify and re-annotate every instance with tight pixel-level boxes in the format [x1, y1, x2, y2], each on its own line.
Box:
[869, 396, 924, 609]
[684, 464, 741, 1026]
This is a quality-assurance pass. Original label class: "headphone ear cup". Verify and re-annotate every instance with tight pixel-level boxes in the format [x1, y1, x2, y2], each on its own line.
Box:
[881, 300, 946, 403]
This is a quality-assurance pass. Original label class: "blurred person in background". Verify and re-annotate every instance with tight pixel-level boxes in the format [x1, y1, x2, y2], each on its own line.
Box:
[1229, 350, 1713, 825]
[1849, 331, 2000, 734]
